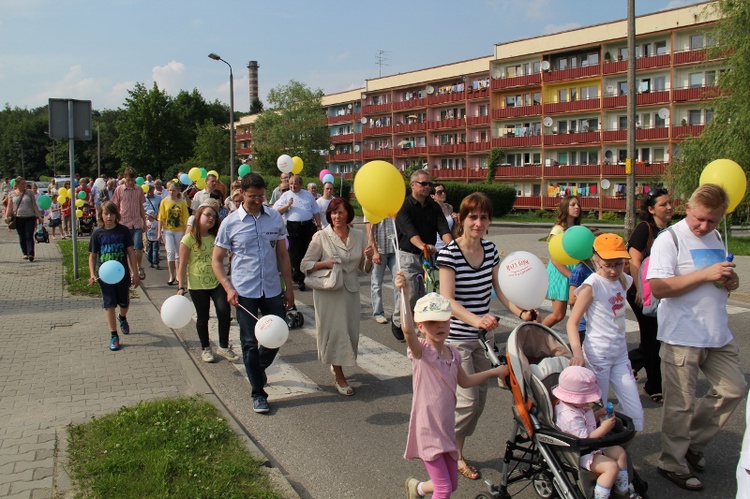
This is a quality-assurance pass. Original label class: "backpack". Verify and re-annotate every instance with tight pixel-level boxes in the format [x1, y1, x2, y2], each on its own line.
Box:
[639, 227, 677, 317]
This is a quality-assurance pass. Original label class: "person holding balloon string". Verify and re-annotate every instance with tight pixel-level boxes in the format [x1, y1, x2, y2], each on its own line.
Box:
[543, 195, 583, 328]
[158, 181, 190, 286]
[87, 201, 140, 352]
[176, 200, 238, 364]
[436, 192, 539, 481]
[60, 180, 73, 240]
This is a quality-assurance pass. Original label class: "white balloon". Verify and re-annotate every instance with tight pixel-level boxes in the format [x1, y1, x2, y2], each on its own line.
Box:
[277, 154, 294, 174]
[498, 251, 549, 310]
[255, 314, 289, 349]
[161, 295, 193, 329]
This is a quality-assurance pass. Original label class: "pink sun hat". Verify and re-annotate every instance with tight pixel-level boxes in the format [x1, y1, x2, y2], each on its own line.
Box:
[553, 366, 602, 405]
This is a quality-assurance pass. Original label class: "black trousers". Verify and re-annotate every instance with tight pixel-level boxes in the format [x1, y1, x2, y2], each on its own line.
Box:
[15, 216, 36, 258]
[626, 291, 662, 395]
[286, 220, 316, 284]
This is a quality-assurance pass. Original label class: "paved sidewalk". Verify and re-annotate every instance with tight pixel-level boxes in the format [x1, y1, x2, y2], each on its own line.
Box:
[0, 228, 293, 498]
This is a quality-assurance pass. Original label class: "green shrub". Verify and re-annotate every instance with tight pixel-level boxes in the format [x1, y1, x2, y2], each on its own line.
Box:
[441, 182, 516, 217]
[600, 211, 622, 222]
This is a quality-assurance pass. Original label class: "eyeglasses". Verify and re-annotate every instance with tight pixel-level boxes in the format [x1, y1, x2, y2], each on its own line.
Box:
[435, 189, 445, 195]
[202, 212, 217, 219]
[413, 181, 433, 187]
[648, 188, 668, 197]
[244, 194, 265, 201]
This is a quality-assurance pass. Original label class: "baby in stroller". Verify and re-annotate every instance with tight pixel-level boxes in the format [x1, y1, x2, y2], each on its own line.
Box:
[34, 223, 50, 244]
[78, 202, 95, 236]
[553, 366, 637, 499]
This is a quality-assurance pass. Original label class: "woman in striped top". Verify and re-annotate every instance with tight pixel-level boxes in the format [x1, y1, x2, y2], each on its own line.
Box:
[436, 192, 538, 480]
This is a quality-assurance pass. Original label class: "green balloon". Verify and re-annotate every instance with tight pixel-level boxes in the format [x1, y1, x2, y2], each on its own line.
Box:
[37, 195, 52, 210]
[238, 164, 251, 177]
[77, 190, 87, 200]
[135, 176, 145, 185]
[200, 168, 208, 178]
[9, 179, 15, 187]
[562, 226, 596, 260]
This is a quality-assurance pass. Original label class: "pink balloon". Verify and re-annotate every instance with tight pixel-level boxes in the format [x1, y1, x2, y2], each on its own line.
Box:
[319, 169, 331, 182]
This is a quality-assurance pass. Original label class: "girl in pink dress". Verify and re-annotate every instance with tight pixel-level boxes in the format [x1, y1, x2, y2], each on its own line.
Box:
[395, 273, 508, 499]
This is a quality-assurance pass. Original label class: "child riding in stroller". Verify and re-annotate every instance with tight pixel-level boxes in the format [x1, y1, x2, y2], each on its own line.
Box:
[77, 201, 95, 236]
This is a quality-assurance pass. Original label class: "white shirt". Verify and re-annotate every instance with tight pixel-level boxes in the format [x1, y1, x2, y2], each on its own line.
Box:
[273, 189, 320, 222]
[316, 197, 333, 227]
[647, 218, 731, 348]
[191, 189, 212, 211]
[576, 272, 633, 361]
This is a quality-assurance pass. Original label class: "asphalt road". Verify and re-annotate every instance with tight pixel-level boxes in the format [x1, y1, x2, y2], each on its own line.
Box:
[142, 224, 749, 499]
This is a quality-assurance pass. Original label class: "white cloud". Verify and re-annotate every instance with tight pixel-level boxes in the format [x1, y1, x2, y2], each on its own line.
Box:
[152, 60, 186, 95]
[105, 81, 136, 109]
[31, 65, 99, 103]
[544, 22, 581, 35]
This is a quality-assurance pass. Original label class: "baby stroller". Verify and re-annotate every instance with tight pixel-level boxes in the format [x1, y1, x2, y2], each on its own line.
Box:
[415, 245, 439, 297]
[34, 224, 49, 244]
[78, 202, 95, 236]
[476, 322, 648, 499]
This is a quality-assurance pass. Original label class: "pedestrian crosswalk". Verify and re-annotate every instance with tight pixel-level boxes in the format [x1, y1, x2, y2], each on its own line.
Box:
[204, 292, 750, 403]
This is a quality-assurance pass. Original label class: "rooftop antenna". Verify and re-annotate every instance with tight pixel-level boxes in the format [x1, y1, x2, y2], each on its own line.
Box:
[376, 49, 390, 78]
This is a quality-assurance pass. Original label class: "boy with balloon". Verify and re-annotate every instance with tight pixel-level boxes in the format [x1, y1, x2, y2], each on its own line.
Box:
[87, 201, 141, 351]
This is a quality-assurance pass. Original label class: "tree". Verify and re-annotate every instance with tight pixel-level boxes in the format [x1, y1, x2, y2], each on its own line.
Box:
[250, 98, 264, 115]
[190, 120, 229, 171]
[667, 0, 750, 219]
[250, 80, 329, 176]
[487, 148, 505, 183]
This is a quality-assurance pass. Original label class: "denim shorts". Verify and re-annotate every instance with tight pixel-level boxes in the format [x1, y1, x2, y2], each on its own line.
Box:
[100, 276, 131, 309]
[129, 228, 144, 251]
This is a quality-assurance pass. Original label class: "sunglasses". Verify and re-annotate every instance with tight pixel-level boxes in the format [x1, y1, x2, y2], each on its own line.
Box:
[413, 181, 433, 187]
[648, 188, 668, 197]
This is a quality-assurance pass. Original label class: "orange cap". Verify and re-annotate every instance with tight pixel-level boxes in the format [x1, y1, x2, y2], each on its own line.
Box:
[593, 233, 630, 259]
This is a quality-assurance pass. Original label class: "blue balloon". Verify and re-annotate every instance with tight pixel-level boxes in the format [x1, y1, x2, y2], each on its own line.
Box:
[179, 173, 191, 185]
[322, 173, 335, 184]
[99, 260, 125, 284]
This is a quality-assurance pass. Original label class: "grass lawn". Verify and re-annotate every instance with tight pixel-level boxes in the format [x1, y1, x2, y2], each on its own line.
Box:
[58, 239, 100, 297]
[67, 396, 282, 498]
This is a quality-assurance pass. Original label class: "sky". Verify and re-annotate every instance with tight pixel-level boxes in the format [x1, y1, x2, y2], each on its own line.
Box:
[0, 0, 708, 113]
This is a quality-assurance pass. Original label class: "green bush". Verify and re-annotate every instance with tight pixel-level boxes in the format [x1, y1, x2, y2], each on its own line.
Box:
[600, 211, 622, 222]
[441, 182, 516, 217]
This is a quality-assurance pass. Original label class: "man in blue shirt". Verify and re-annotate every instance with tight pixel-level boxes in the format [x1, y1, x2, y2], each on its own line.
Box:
[213, 173, 295, 414]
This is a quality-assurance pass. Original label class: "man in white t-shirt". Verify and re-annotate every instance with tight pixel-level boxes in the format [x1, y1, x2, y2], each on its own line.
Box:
[647, 183, 746, 492]
[191, 173, 218, 211]
[316, 182, 334, 228]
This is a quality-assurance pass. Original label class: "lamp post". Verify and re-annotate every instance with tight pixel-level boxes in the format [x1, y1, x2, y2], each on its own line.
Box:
[208, 53, 235, 186]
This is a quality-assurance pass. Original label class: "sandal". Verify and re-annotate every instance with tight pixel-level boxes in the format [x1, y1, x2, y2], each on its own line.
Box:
[458, 462, 481, 480]
[167, 278, 176, 286]
[649, 392, 664, 403]
[334, 380, 354, 396]
[657, 468, 703, 491]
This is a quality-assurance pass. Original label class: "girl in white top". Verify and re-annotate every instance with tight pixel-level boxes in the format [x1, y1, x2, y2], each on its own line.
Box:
[566, 233, 644, 431]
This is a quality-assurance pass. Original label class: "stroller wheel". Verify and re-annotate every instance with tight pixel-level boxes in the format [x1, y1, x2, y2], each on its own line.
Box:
[294, 312, 304, 328]
[285, 312, 296, 329]
[532, 472, 558, 498]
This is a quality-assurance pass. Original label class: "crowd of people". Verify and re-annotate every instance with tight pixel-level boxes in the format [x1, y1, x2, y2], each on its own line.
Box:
[3, 168, 749, 498]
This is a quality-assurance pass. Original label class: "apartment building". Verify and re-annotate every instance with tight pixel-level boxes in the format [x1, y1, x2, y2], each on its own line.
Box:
[241, 1, 723, 213]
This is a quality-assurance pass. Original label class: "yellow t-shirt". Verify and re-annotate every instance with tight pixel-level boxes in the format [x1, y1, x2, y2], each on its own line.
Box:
[180, 233, 219, 290]
[158, 198, 189, 231]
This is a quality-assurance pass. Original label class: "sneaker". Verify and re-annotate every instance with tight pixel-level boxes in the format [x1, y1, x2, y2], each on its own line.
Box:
[156, 264, 161, 270]
[253, 397, 270, 414]
[109, 336, 120, 351]
[391, 320, 405, 341]
[216, 345, 239, 361]
[374, 315, 388, 324]
[201, 348, 215, 363]
[118, 315, 130, 335]
[138, 267, 146, 279]
[405, 477, 420, 499]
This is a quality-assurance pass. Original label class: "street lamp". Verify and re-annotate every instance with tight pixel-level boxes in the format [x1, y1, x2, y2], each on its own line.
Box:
[208, 52, 235, 186]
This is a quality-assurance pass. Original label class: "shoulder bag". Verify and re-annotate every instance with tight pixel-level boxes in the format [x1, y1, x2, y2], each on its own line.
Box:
[5, 190, 26, 230]
[305, 230, 343, 291]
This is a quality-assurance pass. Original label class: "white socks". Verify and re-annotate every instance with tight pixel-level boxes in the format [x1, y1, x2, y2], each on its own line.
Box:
[615, 469, 629, 493]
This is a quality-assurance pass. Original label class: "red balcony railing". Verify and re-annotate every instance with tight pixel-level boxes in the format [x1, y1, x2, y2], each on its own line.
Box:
[637, 53, 671, 70]
[671, 125, 706, 139]
[428, 118, 465, 130]
[673, 48, 707, 65]
[394, 146, 428, 157]
[466, 115, 490, 126]
[428, 144, 467, 154]
[362, 102, 392, 114]
[235, 132, 252, 141]
[361, 149, 393, 159]
[427, 92, 465, 105]
[362, 125, 393, 137]
[543, 98, 600, 114]
[603, 95, 627, 108]
[327, 114, 356, 125]
[393, 122, 427, 134]
[673, 85, 720, 102]
[602, 130, 627, 142]
[602, 59, 627, 75]
[495, 165, 543, 178]
[433, 168, 486, 180]
[492, 104, 542, 119]
[331, 133, 354, 144]
[543, 65, 600, 82]
[467, 87, 490, 100]
[468, 141, 491, 152]
[513, 196, 543, 210]
[636, 127, 669, 140]
[236, 147, 252, 155]
[546, 164, 602, 177]
[332, 152, 355, 161]
[491, 135, 543, 148]
[543, 131, 601, 146]
[393, 98, 427, 110]
[491, 73, 542, 89]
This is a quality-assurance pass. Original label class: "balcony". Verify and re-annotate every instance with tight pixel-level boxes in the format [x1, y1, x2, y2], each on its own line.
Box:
[601, 162, 667, 176]
[637, 90, 670, 105]
[331, 133, 354, 144]
[428, 118, 465, 130]
[394, 146, 428, 157]
[427, 92, 465, 106]
[603, 95, 626, 109]
[331, 152, 355, 161]
[428, 144, 467, 154]
[546, 164, 602, 177]
[361, 149, 393, 160]
[673, 85, 720, 102]
[544, 98, 600, 115]
[671, 124, 706, 139]
[467, 87, 490, 100]
[637, 126, 669, 140]
[362, 102, 392, 114]
[513, 196, 542, 210]
[466, 115, 491, 126]
[603, 129, 626, 142]
[491, 73, 542, 90]
[491, 135, 542, 148]
[393, 98, 427, 111]
[673, 48, 708, 65]
[433, 168, 486, 180]
[495, 165, 543, 178]
[468, 141, 491, 152]
[362, 125, 393, 137]
[492, 104, 542, 119]
[544, 131, 601, 146]
[327, 113, 357, 125]
[543, 64, 600, 83]
[637, 53, 671, 70]
[236, 147, 252, 155]
[235, 132, 252, 141]
[393, 122, 427, 133]
[602, 59, 627, 75]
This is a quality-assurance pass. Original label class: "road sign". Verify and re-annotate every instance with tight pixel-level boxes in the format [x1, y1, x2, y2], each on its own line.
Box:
[48, 99, 92, 141]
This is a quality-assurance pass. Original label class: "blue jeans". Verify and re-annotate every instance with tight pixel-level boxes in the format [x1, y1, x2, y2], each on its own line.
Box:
[236, 294, 285, 400]
[146, 240, 160, 266]
[370, 251, 397, 317]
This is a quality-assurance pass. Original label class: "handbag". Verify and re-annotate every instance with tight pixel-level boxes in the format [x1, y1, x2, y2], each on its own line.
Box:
[5, 189, 26, 230]
[305, 230, 344, 291]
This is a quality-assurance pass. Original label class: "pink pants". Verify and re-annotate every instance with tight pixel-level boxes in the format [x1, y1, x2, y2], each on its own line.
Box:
[423, 453, 458, 498]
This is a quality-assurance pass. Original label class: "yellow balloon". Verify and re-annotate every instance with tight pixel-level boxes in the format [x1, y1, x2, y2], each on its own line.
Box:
[291, 156, 304, 175]
[57, 187, 68, 198]
[195, 178, 206, 190]
[75, 209, 83, 218]
[699, 159, 747, 214]
[172, 178, 178, 184]
[141, 184, 150, 193]
[75, 199, 85, 207]
[363, 208, 385, 225]
[57, 196, 67, 204]
[207, 170, 219, 178]
[353, 161, 406, 218]
[188, 167, 202, 182]
[548, 233, 579, 265]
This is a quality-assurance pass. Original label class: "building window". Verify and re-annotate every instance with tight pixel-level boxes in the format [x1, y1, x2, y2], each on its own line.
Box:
[533, 92, 541, 105]
[618, 116, 628, 130]
[690, 34, 704, 50]
[588, 151, 599, 164]
[641, 43, 651, 57]
[558, 58, 568, 70]
[706, 109, 715, 123]
[558, 152, 568, 165]
[655, 114, 666, 128]
[618, 47, 628, 60]
[689, 73, 703, 88]
[706, 70, 716, 86]
[640, 148, 650, 162]
[533, 152, 542, 164]
[688, 110, 702, 126]
[558, 89, 568, 103]
[654, 76, 667, 92]
[618, 81, 627, 96]
[654, 148, 665, 162]
[569, 87, 577, 101]
[580, 85, 599, 100]
[655, 40, 668, 55]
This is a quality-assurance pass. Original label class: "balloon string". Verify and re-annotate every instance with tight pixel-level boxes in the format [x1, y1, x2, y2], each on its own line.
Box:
[723, 214, 729, 258]
[390, 217, 402, 273]
[235, 303, 260, 321]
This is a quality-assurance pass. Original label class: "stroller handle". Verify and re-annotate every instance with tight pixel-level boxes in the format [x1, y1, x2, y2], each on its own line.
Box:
[478, 327, 506, 367]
